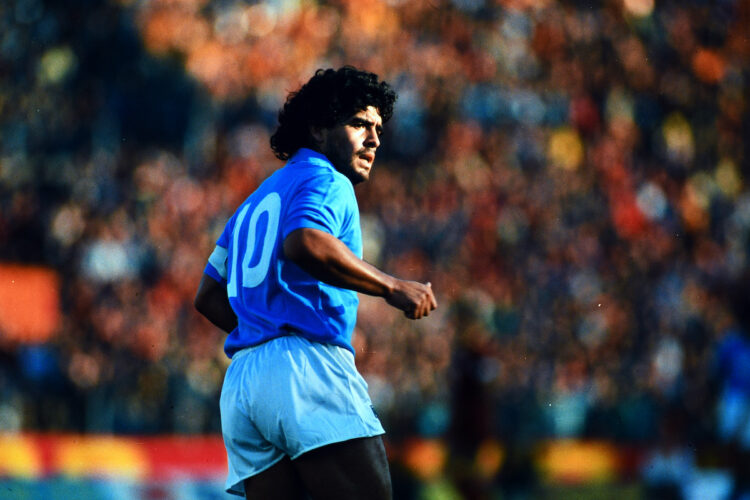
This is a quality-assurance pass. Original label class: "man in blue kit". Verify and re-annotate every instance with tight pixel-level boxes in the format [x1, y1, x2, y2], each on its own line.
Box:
[194, 66, 437, 499]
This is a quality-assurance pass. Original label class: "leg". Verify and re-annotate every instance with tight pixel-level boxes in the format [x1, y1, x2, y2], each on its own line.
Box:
[292, 436, 392, 500]
[244, 456, 307, 500]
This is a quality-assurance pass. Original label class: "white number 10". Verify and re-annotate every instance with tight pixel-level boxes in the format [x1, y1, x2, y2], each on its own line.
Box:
[227, 192, 281, 297]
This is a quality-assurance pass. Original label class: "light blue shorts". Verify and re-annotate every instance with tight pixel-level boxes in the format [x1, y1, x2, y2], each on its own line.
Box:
[219, 335, 385, 497]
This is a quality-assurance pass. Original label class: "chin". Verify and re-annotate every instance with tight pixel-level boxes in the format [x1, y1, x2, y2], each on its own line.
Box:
[345, 164, 370, 184]
[350, 173, 368, 185]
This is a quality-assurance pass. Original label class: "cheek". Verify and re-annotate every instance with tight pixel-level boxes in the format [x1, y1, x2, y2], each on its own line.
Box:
[337, 135, 358, 156]
[326, 137, 352, 165]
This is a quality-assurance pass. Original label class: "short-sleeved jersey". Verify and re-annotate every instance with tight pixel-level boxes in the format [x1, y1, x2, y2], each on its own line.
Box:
[204, 148, 362, 358]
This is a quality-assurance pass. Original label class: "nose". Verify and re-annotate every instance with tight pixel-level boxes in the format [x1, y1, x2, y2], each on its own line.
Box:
[365, 126, 380, 148]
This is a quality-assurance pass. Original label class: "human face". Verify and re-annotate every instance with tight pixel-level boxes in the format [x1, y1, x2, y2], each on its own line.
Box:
[313, 106, 383, 185]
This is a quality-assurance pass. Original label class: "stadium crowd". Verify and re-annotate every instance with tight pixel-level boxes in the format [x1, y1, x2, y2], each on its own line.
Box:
[1, 0, 750, 497]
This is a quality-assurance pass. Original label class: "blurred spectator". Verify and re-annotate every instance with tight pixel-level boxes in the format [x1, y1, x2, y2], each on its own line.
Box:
[640, 405, 696, 500]
[446, 295, 496, 499]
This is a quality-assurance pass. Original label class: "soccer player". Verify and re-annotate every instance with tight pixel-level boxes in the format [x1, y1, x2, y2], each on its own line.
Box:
[194, 66, 437, 499]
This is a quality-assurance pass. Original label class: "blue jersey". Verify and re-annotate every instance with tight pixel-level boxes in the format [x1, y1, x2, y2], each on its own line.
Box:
[204, 149, 362, 358]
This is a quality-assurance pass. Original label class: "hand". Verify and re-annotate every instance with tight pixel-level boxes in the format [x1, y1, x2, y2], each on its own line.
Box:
[385, 280, 437, 319]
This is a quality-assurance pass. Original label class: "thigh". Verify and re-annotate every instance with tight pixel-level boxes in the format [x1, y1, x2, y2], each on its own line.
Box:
[244, 456, 308, 500]
[292, 436, 392, 500]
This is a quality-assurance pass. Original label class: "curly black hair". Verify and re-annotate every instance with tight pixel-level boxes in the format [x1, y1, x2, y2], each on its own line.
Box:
[270, 66, 397, 160]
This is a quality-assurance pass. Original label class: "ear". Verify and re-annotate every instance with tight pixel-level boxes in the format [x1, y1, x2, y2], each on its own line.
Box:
[309, 125, 326, 145]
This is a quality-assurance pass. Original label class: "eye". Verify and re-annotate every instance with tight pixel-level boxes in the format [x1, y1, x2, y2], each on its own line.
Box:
[349, 118, 382, 136]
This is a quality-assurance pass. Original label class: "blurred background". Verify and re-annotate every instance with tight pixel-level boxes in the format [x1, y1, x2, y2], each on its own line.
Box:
[1, 0, 750, 498]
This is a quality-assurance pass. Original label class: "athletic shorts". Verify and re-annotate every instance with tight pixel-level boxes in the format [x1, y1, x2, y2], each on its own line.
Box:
[219, 335, 385, 497]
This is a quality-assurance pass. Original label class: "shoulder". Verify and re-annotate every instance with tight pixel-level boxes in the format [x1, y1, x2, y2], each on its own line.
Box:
[293, 162, 354, 196]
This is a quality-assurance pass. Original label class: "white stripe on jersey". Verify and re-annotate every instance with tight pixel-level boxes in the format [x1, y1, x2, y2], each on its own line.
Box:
[208, 245, 228, 280]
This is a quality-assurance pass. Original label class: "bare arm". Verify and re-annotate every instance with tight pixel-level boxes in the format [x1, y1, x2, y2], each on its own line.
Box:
[194, 273, 238, 333]
[283, 227, 437, 319]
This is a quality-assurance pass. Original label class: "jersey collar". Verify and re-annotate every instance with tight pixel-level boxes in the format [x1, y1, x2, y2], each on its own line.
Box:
[288, 148, 334, 169]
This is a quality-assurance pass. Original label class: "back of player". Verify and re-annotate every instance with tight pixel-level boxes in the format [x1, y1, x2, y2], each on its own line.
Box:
[206, 148, 388, 498]
[205, 148, 362, 358]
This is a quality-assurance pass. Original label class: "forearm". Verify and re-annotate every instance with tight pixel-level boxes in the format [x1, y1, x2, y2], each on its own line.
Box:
[194, 274, 238, 333]
[284, 228, 437, 319]
[284, 228, 395, 297]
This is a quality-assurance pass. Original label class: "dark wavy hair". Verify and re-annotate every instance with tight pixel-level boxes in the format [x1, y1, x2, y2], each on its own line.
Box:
[270, 66, 397, 160]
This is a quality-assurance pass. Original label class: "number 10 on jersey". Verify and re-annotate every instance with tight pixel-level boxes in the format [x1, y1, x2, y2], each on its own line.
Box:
[227, 192, 281, 297]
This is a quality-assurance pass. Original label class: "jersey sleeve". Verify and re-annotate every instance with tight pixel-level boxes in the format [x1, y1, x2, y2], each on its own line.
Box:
[203, 214, 235, 284]
[204, 245, 228, 283]
[283, 173, 358, 240]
